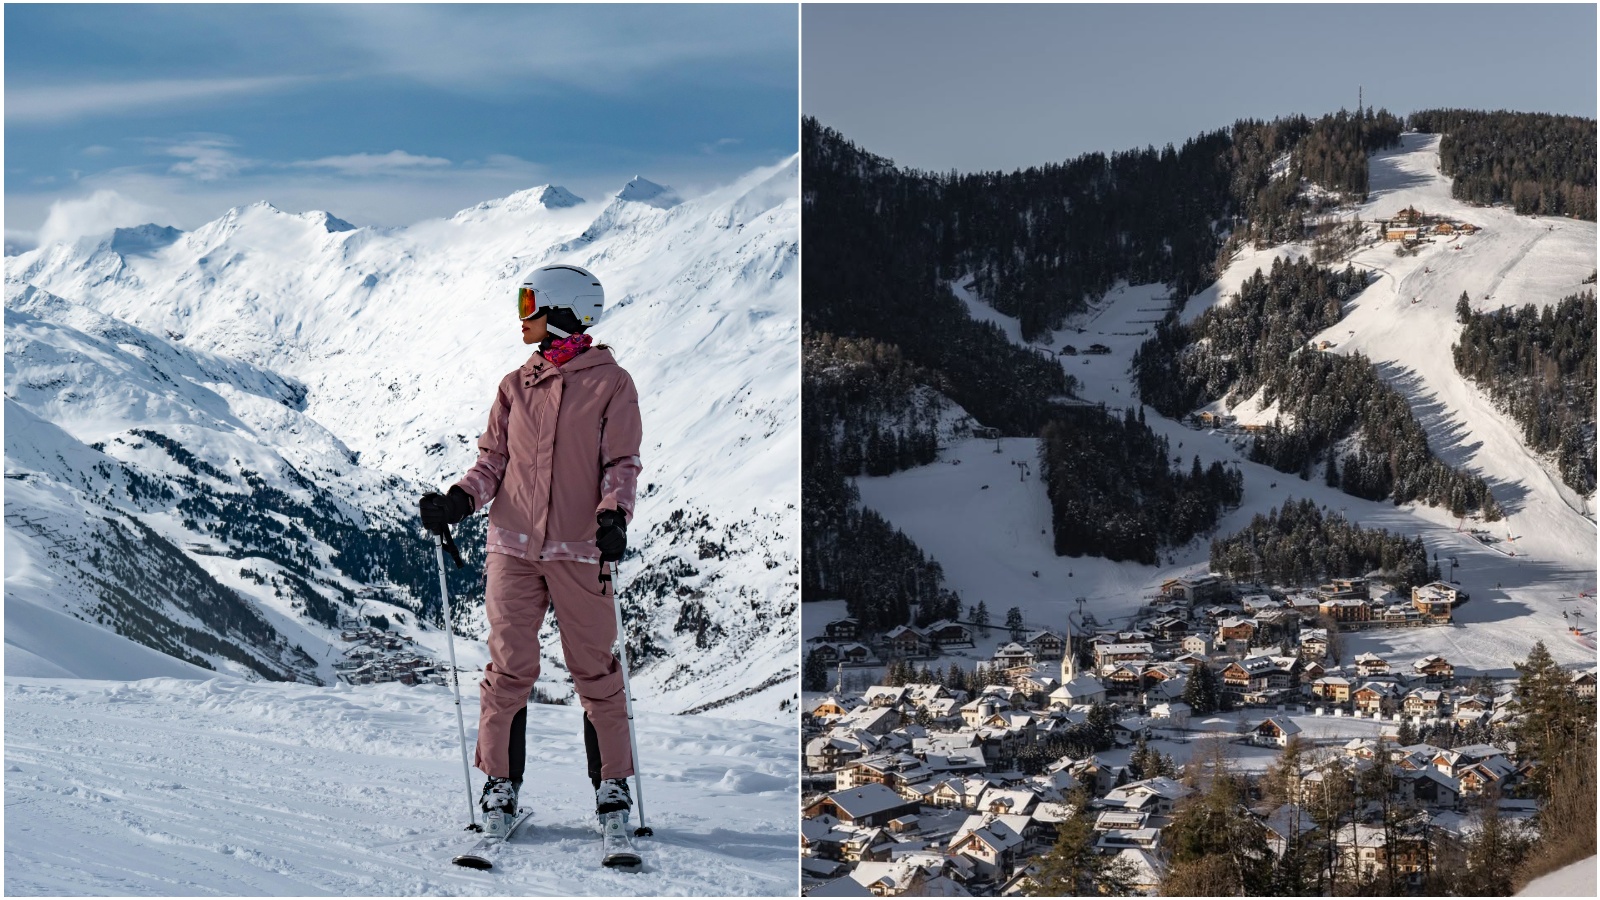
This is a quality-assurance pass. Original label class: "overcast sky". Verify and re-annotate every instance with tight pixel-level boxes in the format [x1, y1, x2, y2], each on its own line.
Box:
[804, 4, 1597, 174]
[5, 4, 798, 250]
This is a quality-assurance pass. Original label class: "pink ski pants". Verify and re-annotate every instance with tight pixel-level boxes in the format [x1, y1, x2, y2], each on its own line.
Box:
[473, 553, 634, 780]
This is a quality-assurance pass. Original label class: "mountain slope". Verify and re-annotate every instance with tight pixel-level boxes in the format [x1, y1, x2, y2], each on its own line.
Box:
[3, 675, 796, 895]
[6, 157, 800, 720]
[855, 134, 1595, 675]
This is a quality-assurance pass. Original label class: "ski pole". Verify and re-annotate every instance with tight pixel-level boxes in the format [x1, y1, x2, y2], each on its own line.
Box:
[434, 525, 479, 832]
[604, 560, 653, 837]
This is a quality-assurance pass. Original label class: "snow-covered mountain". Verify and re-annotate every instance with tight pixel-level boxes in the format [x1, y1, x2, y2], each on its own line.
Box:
[6, 157, 800, 720]
[854, 133, 1596, 676]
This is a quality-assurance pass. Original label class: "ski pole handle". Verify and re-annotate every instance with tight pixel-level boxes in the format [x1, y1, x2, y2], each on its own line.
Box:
[439, 525, 465, 569]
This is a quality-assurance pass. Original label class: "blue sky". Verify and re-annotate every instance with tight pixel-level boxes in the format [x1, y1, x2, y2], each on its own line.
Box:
[804, 4, 1597, 175]
[5, 4, 798, 249]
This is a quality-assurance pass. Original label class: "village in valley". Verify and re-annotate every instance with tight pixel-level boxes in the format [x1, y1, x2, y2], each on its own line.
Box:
[800, 572, 1598, 896]
[331, 611, 450, 687]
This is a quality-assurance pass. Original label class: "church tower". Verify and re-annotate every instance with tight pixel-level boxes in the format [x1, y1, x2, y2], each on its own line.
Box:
[1060, 617, 1075, 683]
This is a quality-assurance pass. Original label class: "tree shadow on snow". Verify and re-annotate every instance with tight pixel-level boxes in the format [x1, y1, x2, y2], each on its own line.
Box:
[1373, 361, 1531, 514]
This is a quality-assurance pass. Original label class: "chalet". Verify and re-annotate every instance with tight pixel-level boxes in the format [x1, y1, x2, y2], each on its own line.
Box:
[1216, 617, 1257, 644]
[1148, 617, 1189, 642]
[884, 625, 930, 658]
[825, 618, 862, 640]
[1411, 582, 1458, 622]
[1412, 655, 1455, 683]
[1299, 629, 1330, 660]
[811, 695, 859, 719]
[1180, 634, 1214, 656]
[1222, 656, 1288, 694]
[1458, 223, 1479, 235]
[1382, 604, 1422, 625]
[1099, 777, 1196, 817]
[1354, 682, 1399, 714]
[948, 819, 1024, 880]
[1392, 206, 1423, 225]
[807, 734, 870, 771]
[959, 697, 1011, 729]
[1086, 343, 1112, 355]
[1312, 676, 1352, 704]
[991, 643, 1036, 668]
[1161, 574, 1225, 604]
[1095, 643, 1153, 670]
[1434, 222, 1457, 235]
[838, 705, 902, 736]
[1571, 670, 1597, 699]
[862, 686, 909, 708]
[1354, 652, 1391, 678]
[1401, 768, 1461, 809]
[805, 783, 920, 828]
[1457, 759, 1517, 797]
[1385, 226, 1420, 242]
[1023, 630, 1064, 660]
[1105, 664, 1146, 697]
[1254, 716, 1303, 748]
[924, 620, 974, 648]
[1301, 660, 1327, 682]
[1402, 689, 1445, 718]
[839, 643, 876, 665]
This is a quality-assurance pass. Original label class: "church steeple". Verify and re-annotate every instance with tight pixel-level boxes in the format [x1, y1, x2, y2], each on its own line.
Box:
[1061, 617, 1075, 683]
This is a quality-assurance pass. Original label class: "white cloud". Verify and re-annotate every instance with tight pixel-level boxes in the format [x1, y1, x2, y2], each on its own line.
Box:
[700, 137, 743, 155]
[164, 138, 252, 182]
[290, 150, 451, 176]
[35, 189, 166, 247]
[5, 76, 314, 124]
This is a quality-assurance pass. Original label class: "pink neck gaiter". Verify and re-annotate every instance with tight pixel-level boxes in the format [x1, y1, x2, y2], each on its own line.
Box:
[543, 333, 593, 366]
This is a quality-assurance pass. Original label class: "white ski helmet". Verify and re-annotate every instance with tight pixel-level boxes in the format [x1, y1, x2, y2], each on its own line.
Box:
[517, 264, 604, 337]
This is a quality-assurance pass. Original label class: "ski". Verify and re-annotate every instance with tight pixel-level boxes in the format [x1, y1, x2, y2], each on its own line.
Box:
[600, 813, 643, 871]
[452, 808, 535, 870]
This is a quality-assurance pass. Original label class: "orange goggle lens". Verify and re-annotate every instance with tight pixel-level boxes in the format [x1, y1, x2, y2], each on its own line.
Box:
[517, 286, 543, 320]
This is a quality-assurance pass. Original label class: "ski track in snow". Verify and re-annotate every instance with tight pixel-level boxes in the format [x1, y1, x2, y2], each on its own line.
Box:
[852, 133, 1596, 679]
[3, 676, 797, 896]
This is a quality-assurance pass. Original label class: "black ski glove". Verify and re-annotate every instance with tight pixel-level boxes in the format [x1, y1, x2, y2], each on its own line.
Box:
[596, 509, 627, 562]
[420, 486, 473, 535]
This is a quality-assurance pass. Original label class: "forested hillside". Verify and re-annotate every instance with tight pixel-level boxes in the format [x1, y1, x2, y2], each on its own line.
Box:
[1411, 109, 1597, 220]
[1134, 256, 1502, 518]
[1453, 290, 1597, 493]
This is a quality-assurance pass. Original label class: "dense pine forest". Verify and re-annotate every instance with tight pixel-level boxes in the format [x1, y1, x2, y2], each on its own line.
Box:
[1453, 291, 1597, 495]
[1134, 257, 1502, 518]
[1209, 498, 1437, 591]
[1411, 109, 1597, 221]
[1040, 408, 1243, 563]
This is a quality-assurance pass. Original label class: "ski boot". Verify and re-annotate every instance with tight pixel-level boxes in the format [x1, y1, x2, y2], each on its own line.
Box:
[480, 776, 520, 838]
[596, 778, 640, 869]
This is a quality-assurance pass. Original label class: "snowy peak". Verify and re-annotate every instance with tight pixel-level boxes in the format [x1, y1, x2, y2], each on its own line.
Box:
[615, 176, 681, 209]
[448, 184, 585, 223]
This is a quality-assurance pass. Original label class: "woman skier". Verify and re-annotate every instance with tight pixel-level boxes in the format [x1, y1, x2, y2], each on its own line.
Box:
[419, 263, 642, 845]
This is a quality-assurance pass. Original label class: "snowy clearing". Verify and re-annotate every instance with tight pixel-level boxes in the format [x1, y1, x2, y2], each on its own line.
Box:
[4, 676, 797, 896]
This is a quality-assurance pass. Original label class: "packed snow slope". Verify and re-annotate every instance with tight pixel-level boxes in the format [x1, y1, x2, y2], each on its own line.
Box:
[4, 675, 797, 896]
[6, 159, 800, 720]
[855, 133, 1595, 677]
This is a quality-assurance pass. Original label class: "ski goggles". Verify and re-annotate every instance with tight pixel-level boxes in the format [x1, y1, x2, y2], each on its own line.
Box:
[516, 286, 548, 320]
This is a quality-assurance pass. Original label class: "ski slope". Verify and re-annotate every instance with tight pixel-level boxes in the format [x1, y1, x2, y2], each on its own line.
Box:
[3, 675, 796, 896]
[856, 134, 1596, 677]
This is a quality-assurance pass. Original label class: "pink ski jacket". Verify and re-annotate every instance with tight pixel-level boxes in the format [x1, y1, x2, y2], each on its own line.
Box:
[453, 346, 642, 563]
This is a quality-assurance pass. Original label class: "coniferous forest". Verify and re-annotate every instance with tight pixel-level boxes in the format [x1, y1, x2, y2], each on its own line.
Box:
[1453, 290, 1597, 494]
[1134, 257, 1503, 518]
[1210, 498, 1437, 591]
[1410, 109, 1598, 220]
